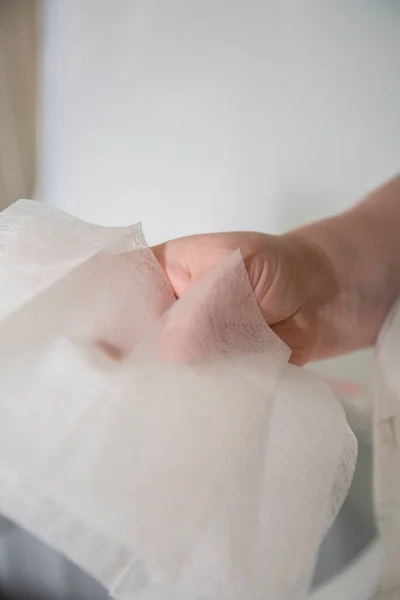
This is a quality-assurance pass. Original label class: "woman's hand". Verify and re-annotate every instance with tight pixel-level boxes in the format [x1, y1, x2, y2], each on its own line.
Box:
[153, 176, 400, 365]
[153, 231, 339, 365]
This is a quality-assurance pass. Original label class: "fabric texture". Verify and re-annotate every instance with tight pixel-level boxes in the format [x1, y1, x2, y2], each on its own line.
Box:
[0, 200, 356, 600]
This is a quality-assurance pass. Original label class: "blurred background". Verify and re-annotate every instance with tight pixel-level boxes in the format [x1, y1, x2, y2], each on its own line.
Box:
[3, 1, 400, 238]
[0, 0, 37, 212]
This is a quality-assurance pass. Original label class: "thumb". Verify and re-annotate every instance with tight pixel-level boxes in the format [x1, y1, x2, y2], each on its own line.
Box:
[152, 233, 250, 297]
[152, 232, 301, 324]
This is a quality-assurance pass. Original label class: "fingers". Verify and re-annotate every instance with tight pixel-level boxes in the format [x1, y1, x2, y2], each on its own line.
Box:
[152, 241, 191, 296]
[152, 233, 245, 296]
[152, 232, 302, 330]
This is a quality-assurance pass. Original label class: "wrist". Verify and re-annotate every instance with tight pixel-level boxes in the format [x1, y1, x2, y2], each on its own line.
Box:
[286, 207, 398, 359]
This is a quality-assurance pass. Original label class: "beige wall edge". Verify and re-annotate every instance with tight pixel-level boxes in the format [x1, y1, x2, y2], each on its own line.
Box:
[0, 0, 38, 210]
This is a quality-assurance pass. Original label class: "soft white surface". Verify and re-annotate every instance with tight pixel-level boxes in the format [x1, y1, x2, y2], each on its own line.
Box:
[0, 381, 380, 600]
[0, 201, 357, 600]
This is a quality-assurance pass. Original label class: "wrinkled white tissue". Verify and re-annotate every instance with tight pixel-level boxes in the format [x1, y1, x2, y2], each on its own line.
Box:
[0, 200, 357, 600]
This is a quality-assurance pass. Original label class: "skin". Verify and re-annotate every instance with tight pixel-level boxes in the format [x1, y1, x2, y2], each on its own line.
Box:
[153, 175, 400, 365]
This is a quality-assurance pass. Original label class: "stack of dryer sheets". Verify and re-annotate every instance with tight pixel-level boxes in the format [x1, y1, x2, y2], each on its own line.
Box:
[0, 201, 357, 600]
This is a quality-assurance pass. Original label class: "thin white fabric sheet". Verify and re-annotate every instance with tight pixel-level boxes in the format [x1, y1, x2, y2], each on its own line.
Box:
[0, 201, 356, 600]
